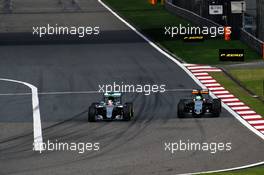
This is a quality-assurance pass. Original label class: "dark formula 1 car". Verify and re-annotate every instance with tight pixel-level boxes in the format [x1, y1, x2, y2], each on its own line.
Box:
[177, 89, 221, 118]
[88, 92, 134, 122]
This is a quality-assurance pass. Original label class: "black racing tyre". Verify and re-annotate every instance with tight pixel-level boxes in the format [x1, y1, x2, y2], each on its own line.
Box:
[125, 102, 134, 117]
[112, 108, 118, 120]
[177, 99, 185, 118]
[88, 105, 97, 122]
[212, 99, 221, 117]
[123, 103, 133, 121]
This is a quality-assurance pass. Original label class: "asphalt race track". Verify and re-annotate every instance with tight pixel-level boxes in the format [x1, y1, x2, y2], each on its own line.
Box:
[0, 0, 263, 174]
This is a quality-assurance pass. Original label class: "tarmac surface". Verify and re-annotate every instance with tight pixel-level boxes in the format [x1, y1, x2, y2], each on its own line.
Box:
[0, 0, 263, 174]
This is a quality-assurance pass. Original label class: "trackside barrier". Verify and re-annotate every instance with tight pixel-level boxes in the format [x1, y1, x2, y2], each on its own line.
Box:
[165, 0, 264, 58]
[240, 28, 264, 58]
[263, 43, 264, 59]
[164, 0, 221, 28]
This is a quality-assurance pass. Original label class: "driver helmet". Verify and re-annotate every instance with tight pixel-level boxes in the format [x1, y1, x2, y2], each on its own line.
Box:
[108, 96, 114, 105]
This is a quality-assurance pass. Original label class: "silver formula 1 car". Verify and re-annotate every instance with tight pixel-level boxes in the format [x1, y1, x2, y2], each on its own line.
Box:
[177, 89, 221, 118]
[88, 92, 134, 122]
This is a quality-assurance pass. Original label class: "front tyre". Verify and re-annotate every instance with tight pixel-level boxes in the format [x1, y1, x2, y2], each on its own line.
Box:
[212, 99, 221, 117]
[177, 100, 185, 118]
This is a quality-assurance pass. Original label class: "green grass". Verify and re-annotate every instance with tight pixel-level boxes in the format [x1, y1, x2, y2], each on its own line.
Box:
[229, 68, 264, 99]
[103, 0, 262, 64]
[204, 165, 264, 175]
[210, 72, 264, 117]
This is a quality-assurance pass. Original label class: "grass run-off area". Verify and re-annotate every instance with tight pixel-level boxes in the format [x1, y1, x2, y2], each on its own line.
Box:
[229, 68, 264, 99]
[209, 70, 264, 175]
[103, 0, 262, 65]
[210, 71, 264, 117]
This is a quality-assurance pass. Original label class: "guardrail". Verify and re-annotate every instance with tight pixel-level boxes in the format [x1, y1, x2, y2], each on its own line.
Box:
[165, 0, 264, 59]
[240, 28, 264, 59]
[164, 0, 221, 28]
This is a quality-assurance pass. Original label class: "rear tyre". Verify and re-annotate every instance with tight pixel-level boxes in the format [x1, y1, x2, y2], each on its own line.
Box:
[123, 103, 133, 121]
[112, 107, 119, 120]
[178, 100, 185, 118]
[212, 99, 221, 117]
[126, 102, 134, 117]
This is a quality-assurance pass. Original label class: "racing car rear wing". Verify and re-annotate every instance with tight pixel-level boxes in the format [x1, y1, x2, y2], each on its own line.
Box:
[192, 89, 209, 94]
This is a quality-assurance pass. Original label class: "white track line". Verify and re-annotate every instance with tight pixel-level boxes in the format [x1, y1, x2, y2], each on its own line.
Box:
[221, 98, 240, 102]
[226, 102, 245, 106]
[0, 78, 43, 151]
[237, 111, 256, 115]
[248, 120, 264, 124]
[254, 125, 264, 129]
[217, 94, 235, 98]
[97, 1, 264, 174]
[187, 66, 212, 69]
[179, 161, 264, 175]
[242, 115, 262, 119]
[200, 79, 217, 83]
[183, 64, 200, 66]
[211, 90, 230, 94]
[207, 87, 225, 90]
[191, 69, 222, 72]
[231, 106, 250, 110]
[204, 83, 221, 87]
[196, 76, 213, 80]
[193, 73, 209, 76]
